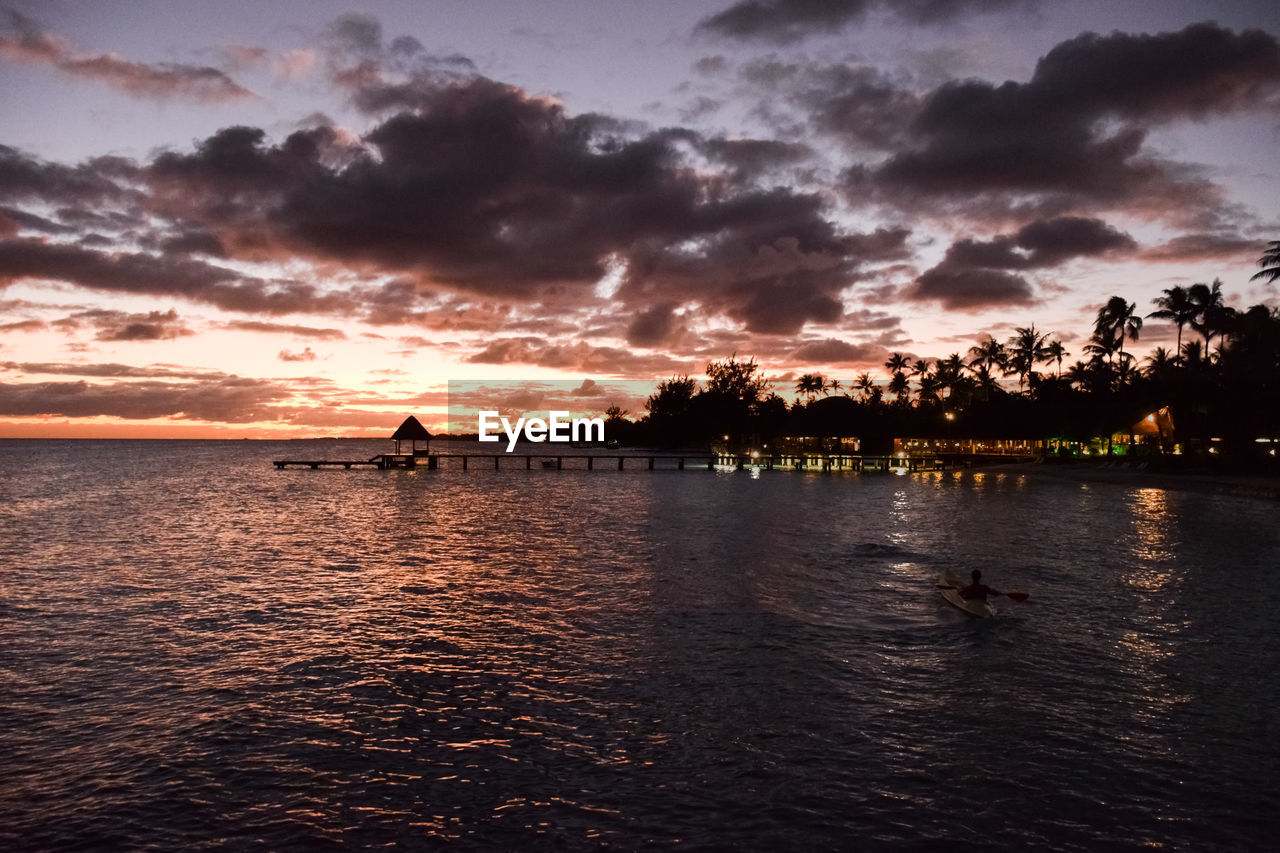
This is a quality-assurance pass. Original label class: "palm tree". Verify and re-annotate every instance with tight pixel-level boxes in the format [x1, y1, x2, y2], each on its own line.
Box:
[933, 353, 964, 399]
[854, 372, 876, 402]
[888, 370, 910, 404]
[1180, 340, 1204, 367]
[910, 359, 931, 395]
[1045, 340, 1069, 377]
[1094, 296, 1142, 371]
[967, 336, 1007, 377]
[1188, 278, 1234, 355]
[1251, 240, 1280, 283]
[917, 373, 942, 406]
[1148, 285, 1196, 363]
[795, 373, 826, 403]
[1066, 360, 1091, 390]
[938, 353, 965, 379]
[1006, 325, 1049, 390]
[1083, 329, 1121, 388]
[1142, 347, 1176, 382]
[826, 378, 842, 397]
[972, 364, 1000, 401]
[884, 353, 909, 374]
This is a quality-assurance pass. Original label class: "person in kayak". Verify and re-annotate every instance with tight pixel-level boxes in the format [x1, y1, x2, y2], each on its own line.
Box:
[959, 569, 1002, 601]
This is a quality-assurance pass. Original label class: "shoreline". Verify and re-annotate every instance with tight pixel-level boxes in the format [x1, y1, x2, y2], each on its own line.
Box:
[955, 459, 1280, 501]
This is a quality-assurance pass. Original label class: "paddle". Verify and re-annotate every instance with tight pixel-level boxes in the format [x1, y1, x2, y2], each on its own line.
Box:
[937, 584, 1029, 603]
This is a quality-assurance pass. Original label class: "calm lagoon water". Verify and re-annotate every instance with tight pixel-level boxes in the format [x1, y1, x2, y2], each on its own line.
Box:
[2, 439, 1278, 850]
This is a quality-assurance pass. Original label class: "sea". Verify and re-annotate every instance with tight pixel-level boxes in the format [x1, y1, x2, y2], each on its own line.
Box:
[2, 438, 1278, 851]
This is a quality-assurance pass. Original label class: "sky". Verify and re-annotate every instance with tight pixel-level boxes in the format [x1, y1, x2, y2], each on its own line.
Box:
[1, 0, 1278, 437]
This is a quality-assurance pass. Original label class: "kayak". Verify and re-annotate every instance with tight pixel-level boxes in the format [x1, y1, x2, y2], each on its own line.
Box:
[940, 571, 996, 619]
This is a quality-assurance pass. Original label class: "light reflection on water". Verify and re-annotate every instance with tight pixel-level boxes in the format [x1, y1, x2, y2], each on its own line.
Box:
[1, 439, 1279, 850]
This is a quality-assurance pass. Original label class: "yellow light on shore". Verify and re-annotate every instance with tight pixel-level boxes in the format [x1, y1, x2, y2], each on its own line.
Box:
[945, 412, 955, 421]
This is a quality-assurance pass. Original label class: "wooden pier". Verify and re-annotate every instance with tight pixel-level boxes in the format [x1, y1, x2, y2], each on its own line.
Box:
[273, 452, 946, 472]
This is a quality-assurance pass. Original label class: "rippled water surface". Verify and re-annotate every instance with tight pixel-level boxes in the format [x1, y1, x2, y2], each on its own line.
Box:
[2, 439, 1279, 850]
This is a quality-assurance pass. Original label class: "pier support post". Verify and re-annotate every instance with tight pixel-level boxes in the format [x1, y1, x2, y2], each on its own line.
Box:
[588, 457, 594, 470]
[463, 455, 468, 471]
[557, 457, 563, 470]
[648, 457, 655, 470]
[678, 458, 685, 470]
[428, 456, 438, 470]
[618, 457, 625, 471]
[526, 456, 532, 470]
[495, 455, 500, 470]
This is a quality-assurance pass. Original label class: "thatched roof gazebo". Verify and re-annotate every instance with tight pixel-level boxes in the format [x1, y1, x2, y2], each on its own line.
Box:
[391, 415, 432, 456]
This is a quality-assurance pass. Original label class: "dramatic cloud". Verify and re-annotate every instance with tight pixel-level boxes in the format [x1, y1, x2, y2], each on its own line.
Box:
[278, 346, 318, 362]
[745, 61, 921, 150]
[60, 308, 196, 342]
[1140, 233, 1265, 263]
[322, 11, 478, 114]
[910, 267, 1036, 311]
[139, 78, 899, 335]
[0, 318, 45, 333]
[697, 0, 1035, 44]
[0, 376, 290, 421]
[0, 145, 135, 207]
[938, 216, 1135, 271]
[906, 216, 1134, 310]
[788, 337, 888, 364]
[0, 9, 254, 102]
[626, 301, 685, 347]
[465, 337, 690, 377]
[849, 23, 1280, 221]
[1, 361, 225, 380]
[0, 238, 363, 315]
[222, 320, 347, 340]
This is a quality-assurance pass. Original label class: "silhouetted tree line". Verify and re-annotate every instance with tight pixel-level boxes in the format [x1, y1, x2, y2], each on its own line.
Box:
[617, 244, 1280, 461]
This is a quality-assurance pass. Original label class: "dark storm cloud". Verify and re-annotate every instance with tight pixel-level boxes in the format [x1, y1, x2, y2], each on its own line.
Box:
[853, 23, 1280, 219]
[139, 75, 895, 336]
[0, 318, 45, 333]
[697, 0, 1035, 44]
[940, 216, 1135, 271]
[0, 206, 75, 235]
[0, 9, 255, 102]
[906, 216, 1133, 310]
[618, 221, 910, 335]
[221, 320, 347, 340]
[1, 361, 224, 380]
[910, 268, 1036, 311]
[625, 302, 684, 347]
[1140, 233, 1264, 262]
[465, 337, 689, 377]
[63, 308, 196, 342]
[322, 11, 478, 114]
[0, 376, 289, 421]
[698, 137, 812, 180]
[278, 346, 318, 362]
[0, 144, 134, 206]
[740, 59, 921, 149]
[0, 238, 361, 315]
[155, 230, 227, 258]
[788, 337, 887, 364]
